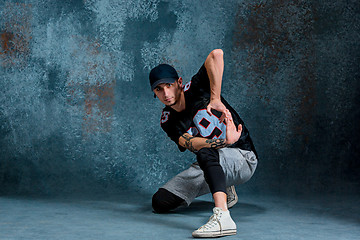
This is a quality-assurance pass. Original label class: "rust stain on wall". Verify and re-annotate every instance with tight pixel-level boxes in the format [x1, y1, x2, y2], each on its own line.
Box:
[233, 1, 297, 87]
[0, 3, 32, 68]
[83, 80, 115, 134]
[0, 32, 14, 54]
[66, 37, 115, 135]
[293, 5, 317, 145]
[232, 0, 317, 147]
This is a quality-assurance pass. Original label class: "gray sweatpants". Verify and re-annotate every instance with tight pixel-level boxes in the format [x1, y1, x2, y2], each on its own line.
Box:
[161, 148, 258, 206]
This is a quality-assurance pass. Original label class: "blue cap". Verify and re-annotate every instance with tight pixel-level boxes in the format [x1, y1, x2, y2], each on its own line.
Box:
[149, 64, 179, 91]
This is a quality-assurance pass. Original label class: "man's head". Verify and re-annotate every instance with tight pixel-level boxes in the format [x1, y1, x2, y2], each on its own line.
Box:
[149, 64, 183, 107]
[149, 64, 179, 91]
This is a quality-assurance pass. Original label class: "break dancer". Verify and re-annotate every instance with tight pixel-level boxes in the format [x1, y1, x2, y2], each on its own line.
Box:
[149, 49, 258, 238]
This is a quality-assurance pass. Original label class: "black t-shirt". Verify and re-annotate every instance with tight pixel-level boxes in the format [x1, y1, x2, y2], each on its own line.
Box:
[160, 64, 257, 157]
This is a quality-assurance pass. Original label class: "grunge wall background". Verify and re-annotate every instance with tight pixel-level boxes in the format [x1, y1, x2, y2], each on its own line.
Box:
[0, 0, 359, 196]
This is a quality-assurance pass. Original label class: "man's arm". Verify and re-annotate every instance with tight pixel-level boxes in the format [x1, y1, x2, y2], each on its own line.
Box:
[178, 133, 228, 152]
[178, 110, 242, 152]
[204, 49, 227, 120]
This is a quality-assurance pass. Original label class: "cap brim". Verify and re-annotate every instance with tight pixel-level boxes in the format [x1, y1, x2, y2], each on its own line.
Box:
[151, 78, 177, 91]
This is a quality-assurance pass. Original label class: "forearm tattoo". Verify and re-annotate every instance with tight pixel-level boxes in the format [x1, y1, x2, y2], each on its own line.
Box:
[181, 134, 197, 152]
[205, 139, 228, 149]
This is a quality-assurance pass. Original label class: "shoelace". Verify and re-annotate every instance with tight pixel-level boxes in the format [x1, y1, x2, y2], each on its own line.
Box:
[199, 209, 222, 230]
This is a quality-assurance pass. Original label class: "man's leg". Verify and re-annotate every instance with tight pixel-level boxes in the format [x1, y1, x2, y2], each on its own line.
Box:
[151, 147, 257, 237]
[218, 148, 257, 187]
[194, 148, 258, 209]
[195, 148, 228, 210]
[152, 188, 185, 213]
[192, 148, 236, 238]
[152, 162, 209, 212]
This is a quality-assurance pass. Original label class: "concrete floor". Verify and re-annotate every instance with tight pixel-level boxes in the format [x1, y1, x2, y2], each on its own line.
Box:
[0, 192, 359, 240]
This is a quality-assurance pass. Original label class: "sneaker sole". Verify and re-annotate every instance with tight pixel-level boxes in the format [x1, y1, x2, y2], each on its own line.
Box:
[192, 229, 237, 238]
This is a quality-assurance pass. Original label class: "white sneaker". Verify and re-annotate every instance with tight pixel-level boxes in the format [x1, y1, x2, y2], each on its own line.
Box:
[192, 207, 237, 238]
[226, 185, 238, 209]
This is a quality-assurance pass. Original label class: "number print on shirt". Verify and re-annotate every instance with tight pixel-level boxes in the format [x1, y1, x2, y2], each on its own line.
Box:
[161, 111, 170, 123]
[184, 81, 191, 92]
[187, 126, 199, 136]
[193, 109, 226, 139]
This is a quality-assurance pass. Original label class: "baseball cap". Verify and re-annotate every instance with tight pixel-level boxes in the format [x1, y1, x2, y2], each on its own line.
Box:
[149, 64, 179, 91]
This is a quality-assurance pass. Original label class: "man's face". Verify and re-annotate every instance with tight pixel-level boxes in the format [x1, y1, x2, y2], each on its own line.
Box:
[153, 78, 183, 107]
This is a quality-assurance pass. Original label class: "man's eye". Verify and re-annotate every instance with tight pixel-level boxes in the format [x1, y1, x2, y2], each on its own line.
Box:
[168, 83, 172, 87]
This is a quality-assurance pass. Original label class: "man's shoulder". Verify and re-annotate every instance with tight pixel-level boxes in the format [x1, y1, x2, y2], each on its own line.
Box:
[187, 64, 210, 93]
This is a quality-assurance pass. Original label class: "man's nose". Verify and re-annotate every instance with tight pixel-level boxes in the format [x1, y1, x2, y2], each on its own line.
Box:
[163, 87, 170, 96]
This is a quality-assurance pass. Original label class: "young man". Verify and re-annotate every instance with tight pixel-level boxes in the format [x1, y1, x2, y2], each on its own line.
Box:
[150, 49, 258, 238]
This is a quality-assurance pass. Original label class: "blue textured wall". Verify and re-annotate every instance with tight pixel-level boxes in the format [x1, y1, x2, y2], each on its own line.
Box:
[0, 0, 359, 196]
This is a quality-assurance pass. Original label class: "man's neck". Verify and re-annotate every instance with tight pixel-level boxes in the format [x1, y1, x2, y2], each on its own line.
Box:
[171, 92, 186, 112]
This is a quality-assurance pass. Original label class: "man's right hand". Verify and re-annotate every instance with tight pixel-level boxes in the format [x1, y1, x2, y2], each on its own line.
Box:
[224, 109, 242, 145]
[206, 98, 227, 122]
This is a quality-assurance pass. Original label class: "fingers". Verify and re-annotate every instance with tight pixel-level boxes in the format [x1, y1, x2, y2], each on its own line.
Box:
[224, 109, 232, 121]
[206, 105, 212, 116]
[207, 99, 227, 117]
[219, 112, 226, 123]
[237, 124, 243, 133]
[223, 109, 233, 126]
[207, 102, 232, 124]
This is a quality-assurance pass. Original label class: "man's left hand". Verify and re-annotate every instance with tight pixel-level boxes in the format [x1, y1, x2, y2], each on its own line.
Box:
[224, 109, 242, 145]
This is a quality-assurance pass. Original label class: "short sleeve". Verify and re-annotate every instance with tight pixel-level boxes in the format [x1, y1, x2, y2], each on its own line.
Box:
[188, 64, 210, 93]
[160, 110, 187, 152]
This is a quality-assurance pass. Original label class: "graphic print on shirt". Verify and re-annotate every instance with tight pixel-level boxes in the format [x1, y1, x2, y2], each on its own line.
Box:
[187, 126, 199, 136]
[193, 109, 226, 139]
[184, 81, 191, 92]
[161, 111, 170, 123]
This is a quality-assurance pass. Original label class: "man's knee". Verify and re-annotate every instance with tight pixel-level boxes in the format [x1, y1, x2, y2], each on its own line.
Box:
[196, 148, 220, 168]
[196, 148, 226, 194]
[152, 188, 184, 213]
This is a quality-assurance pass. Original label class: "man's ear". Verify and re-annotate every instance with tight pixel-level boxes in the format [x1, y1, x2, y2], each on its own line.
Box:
[177, 77, 183, 87]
